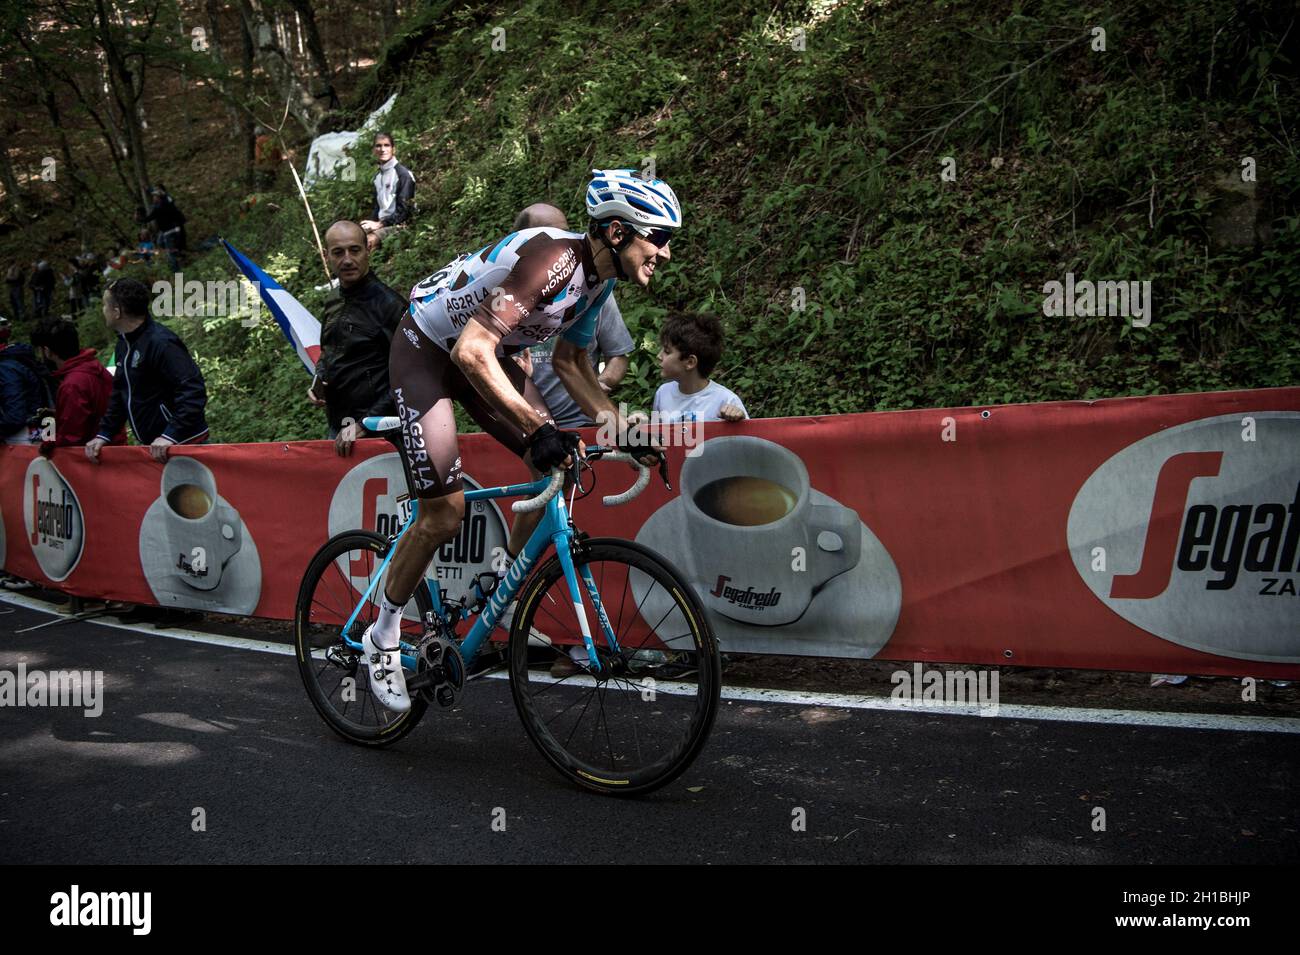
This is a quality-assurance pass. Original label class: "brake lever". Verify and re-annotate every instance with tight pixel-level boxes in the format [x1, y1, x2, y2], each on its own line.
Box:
[657, 451, 672, 491]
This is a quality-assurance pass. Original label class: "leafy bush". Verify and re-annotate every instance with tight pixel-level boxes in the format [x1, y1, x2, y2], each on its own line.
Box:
[60, 0, 1295, 442]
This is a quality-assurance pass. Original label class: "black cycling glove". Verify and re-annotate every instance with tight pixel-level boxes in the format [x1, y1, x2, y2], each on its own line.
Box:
[527, 423, 581, 472]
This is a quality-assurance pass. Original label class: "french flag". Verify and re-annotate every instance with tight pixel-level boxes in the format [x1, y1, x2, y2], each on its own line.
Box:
[222, 239, 322, 375]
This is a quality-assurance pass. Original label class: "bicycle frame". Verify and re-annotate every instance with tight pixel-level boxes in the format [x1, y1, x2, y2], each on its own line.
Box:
[339, 471, 621, 673]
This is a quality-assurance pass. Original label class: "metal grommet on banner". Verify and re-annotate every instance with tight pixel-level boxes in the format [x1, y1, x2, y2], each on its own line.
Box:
[981, 410, 992, 419]
[1003, 649, 1014, 658]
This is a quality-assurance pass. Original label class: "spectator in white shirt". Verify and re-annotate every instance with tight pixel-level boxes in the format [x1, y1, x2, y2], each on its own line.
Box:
[652, 311, 747, 423]
[358, 132, 415, 251]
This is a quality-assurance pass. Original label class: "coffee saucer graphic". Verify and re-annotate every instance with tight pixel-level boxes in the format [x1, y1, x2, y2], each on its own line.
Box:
[633, 489, 902, 658]
[138, 496, 263, 614]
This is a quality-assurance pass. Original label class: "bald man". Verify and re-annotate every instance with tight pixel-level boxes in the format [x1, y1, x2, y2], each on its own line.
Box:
[516, 204, 634, 428]
[308, 219, 408, 455]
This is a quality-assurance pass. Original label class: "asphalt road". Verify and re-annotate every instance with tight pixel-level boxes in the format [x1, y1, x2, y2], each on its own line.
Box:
[2, 602, 1297, 864]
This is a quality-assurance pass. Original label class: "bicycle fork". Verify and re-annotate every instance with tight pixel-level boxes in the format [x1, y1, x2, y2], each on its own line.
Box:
[553, 532, 622, 669]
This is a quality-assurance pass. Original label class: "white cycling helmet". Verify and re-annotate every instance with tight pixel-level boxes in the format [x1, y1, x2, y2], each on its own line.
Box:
[585, 169, 681, 229]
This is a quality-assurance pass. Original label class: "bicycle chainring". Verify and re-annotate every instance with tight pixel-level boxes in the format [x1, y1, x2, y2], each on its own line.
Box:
[415, 634, 465, 707]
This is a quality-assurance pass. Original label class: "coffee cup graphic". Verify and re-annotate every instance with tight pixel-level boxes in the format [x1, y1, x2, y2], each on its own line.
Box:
[160, 457, 243, 591]
[681, 436, 860, 625]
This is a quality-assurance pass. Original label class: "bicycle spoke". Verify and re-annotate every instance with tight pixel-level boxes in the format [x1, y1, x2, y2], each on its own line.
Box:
[543, 680, 599, 727]
[561, 685, 600, 749]
[310, 595, 350, 625]
[596, 682, 619, 771]
[615, 562, 630, 640]
[506, 538, 717, 793]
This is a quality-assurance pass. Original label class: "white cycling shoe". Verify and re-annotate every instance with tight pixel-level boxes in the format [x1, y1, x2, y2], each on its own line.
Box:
[362, 625, 411, 713]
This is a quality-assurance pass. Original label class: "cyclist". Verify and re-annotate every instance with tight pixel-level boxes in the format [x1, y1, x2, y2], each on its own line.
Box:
[364, 169, 679, 711]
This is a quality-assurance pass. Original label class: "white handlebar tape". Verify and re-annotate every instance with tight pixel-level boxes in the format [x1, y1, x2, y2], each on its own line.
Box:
[601, 452, 651, 506]
[512, 470, 565, 513]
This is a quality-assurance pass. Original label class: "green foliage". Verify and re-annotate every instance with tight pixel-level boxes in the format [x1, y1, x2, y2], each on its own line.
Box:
[24, 0, 1296, 443]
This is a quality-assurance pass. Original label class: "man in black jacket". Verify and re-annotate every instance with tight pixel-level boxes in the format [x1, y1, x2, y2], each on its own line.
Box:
[140, 186, 188, 272]
[0, 319, 53, 445]
[358, 132, 415, 251]
[85, 278, 209, 463]
[307, 221, 406, 456]
[29, 260, 55, 319]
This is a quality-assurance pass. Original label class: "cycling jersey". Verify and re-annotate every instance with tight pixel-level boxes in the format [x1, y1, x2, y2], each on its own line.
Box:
[409, 228, 614, 356]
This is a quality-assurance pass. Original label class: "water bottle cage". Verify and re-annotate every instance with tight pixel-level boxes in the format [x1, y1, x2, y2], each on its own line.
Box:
[466, 572, 501, 613]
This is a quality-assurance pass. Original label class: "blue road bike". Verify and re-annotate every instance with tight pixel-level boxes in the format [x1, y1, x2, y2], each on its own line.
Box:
[294, 416, 720, 796]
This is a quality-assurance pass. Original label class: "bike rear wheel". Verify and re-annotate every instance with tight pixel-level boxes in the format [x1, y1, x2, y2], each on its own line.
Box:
[294, 530, 432, 746]
[508, 538, 720, 796]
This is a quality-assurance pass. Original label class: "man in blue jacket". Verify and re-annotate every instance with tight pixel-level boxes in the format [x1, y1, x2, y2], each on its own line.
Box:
[85, 278, 209, 463]
[0, 316, 53, 445]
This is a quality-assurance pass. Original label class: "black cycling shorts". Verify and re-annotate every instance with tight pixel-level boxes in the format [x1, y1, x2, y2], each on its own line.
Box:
[388, 313, 552, 499]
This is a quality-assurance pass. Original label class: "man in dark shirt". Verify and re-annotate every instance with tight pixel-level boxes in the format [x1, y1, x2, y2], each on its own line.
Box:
[307, 220, 407, 456]
[0, 317, 53, 445]
[85, 278, 209, 463]
[140, 186, 188, 272]
[29, 260, 55, 319]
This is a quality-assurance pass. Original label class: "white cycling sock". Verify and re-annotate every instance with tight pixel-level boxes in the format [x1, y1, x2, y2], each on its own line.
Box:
[372, 591, 405, 650]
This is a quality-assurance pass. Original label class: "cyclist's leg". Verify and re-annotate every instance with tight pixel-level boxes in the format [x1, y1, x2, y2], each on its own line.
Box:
[366, 319, 469, 709]
[450, 352, 555, 556]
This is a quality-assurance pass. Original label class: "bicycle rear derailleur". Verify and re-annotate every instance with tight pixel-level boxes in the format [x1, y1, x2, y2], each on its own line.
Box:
[407, 633, 465, 708]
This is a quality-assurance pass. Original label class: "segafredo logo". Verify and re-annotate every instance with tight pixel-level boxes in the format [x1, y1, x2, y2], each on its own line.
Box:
[328, 453, 508, 606]
[709, 575, 781, 610]
[23, 457, 85, 581]
[1067, 411, 1300, 663]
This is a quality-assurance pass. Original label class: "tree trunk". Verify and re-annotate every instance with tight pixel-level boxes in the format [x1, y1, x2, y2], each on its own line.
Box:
[286, 0, 337, 109]
[0, 137, 28, 217]
[16, 25, 133, 210]
[240, 9, 258, 188]
[381, 0, 399, 41]
[202, 0, 247, 136]
[93, 0, 151, 204]
[237, 0, 328, 136]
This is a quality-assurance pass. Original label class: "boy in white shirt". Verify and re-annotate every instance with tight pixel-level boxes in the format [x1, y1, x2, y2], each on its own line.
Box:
[652, 311, 747, 422]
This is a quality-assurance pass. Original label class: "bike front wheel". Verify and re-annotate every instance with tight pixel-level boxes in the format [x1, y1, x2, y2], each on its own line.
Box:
[508, 538, 721, 796]
[294, 530, 432, 746]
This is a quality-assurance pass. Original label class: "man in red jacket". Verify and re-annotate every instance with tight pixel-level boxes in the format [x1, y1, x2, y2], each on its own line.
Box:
[30, 319, 125, 453]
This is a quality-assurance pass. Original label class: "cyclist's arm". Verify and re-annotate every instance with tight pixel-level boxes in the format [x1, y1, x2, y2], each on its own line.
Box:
[451, 321, 550, 435]
[598, 354, 629, 392]
[552, 339, 616, 423]
[554, 340, 660, 463]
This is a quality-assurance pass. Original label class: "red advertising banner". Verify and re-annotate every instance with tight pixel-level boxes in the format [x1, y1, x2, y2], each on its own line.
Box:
[2, 387, 1297, 677]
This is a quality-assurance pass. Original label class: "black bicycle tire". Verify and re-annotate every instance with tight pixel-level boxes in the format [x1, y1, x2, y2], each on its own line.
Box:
[294, 529, 431, 747]
[507, 537, 721, 796]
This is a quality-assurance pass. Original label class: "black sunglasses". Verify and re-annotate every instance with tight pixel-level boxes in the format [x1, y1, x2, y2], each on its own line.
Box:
[625, 223, 674, 248]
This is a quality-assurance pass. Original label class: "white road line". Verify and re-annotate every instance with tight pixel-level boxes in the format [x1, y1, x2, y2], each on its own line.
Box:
[0, 591, 293, 657]
[4, 591, 1298, 734]
[709, 685, 1300, 734]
